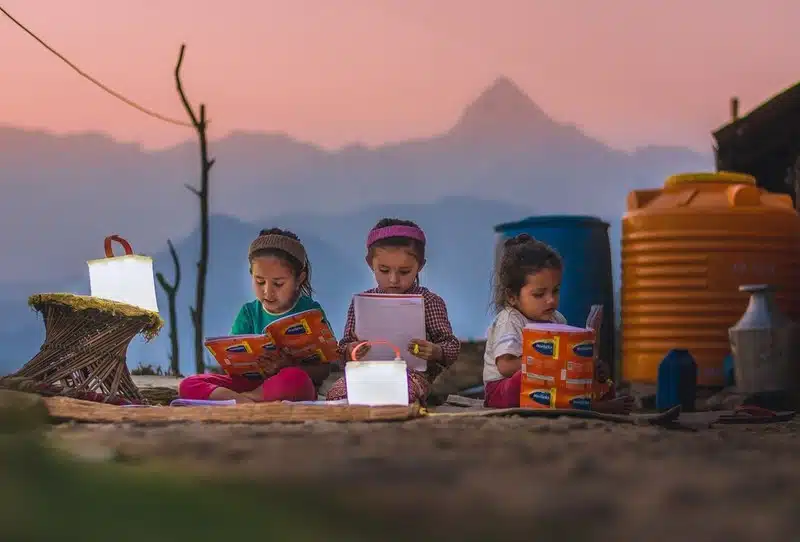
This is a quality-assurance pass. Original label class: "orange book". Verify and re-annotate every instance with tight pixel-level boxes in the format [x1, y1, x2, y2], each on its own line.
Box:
[520, 323, 596, 410]
[204, 308, 338, 380]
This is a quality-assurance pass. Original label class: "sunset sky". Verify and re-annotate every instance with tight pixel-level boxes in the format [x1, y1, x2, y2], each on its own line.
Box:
[2, 0, 798, 152]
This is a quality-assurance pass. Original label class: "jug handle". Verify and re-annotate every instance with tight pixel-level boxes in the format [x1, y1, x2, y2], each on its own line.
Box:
[351, 340, 402, 361]
[104, 235, 134, 258]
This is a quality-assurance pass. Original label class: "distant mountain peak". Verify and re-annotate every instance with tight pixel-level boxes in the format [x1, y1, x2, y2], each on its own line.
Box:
[478, 76, 538, 109]
[447, 76, 555, 142]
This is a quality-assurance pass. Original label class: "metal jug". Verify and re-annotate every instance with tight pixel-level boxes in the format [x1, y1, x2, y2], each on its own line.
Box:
[728, 284, 795, 394]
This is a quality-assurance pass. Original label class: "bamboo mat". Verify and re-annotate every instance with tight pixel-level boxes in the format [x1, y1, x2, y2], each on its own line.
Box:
[43, 396, 423, 424]
[40, 394, 680, 426]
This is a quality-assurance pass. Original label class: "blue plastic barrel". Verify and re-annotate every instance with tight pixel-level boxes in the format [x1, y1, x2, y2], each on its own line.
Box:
[493, 215, 615, 372]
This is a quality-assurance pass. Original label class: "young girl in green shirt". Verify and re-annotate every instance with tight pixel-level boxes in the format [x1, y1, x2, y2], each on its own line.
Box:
[179, 228, 334, 403]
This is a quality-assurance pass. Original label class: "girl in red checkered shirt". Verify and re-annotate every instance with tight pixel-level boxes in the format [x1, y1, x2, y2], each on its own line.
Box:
[325, 218, 460, 405]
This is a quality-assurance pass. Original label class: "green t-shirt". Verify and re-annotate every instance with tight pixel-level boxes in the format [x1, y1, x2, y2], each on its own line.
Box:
[231, 295, 333, 336]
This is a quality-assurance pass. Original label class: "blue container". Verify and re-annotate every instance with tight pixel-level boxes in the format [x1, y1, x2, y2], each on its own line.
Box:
[656, 349, 697, 411]
[493, 215, 615, 371]
[722, 353, 736, 388]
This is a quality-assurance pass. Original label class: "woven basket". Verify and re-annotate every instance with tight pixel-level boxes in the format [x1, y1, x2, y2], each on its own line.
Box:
[2, 294, 164, 405]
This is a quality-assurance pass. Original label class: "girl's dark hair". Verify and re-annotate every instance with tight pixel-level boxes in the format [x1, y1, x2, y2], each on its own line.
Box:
[492, 233, 562, 313]
[249, 228, 313, 297]
[367, 218, 426, 263]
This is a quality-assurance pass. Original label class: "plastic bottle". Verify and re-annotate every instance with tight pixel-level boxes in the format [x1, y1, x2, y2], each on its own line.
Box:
[656, 349, 697, 411]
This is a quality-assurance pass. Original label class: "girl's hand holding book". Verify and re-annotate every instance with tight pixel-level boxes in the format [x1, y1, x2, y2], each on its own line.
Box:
[257, 348, 292, 374]
[595, 359, 611, 383]
[408, 339, 442, 362]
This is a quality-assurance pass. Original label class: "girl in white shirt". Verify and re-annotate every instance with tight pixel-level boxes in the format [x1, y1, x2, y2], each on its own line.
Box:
[483, 234, 631, 413]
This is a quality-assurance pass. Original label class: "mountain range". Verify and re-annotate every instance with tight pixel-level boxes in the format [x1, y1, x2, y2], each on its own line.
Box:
[0, 76, 713, 374]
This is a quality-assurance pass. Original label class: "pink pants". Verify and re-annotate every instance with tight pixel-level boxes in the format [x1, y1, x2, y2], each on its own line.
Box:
[484, 370, 616, 408]
[179, 366, 316, 402]
[484, 371, 523, 408]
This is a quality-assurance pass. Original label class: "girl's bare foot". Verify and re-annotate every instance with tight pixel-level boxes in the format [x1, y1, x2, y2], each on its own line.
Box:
[592, 395, 635, 415]
[208, 387, 255, 404]
[239, 385, 265, 403]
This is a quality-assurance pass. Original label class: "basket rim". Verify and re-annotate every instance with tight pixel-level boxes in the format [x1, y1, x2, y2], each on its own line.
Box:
[28, 293, 163, 339]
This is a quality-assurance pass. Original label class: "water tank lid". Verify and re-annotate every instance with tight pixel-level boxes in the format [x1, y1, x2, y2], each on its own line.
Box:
[494, 215, 608, 232]
[664, 171, 756, 188]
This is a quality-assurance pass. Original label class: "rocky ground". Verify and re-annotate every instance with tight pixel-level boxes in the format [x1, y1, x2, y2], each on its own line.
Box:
[2, 376, 798, 541]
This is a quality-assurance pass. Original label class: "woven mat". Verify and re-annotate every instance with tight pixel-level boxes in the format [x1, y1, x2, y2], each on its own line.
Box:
[43, 396, 423, 424]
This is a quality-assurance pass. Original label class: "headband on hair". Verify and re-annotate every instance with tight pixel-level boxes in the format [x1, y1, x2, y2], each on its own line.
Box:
[248, 234, 307, 267]
[366, 225, 426, 248]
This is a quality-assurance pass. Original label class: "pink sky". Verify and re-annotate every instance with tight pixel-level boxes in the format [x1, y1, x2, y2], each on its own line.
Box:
[2, 0, 798, 152]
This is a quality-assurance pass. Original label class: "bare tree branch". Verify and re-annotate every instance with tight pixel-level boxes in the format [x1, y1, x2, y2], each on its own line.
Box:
[184, 183, 201, 197]
[174, 43, 214, 375]
[174, 44, 200, 128]
[155, 238, 182, 376]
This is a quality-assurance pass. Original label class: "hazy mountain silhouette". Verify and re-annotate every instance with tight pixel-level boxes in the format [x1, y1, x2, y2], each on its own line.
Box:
[447, 77, 609, 154]
[0, 76, 713, 373]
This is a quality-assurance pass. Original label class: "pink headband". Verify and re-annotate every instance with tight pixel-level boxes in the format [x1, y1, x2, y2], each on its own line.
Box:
[366, 225, 426, 248]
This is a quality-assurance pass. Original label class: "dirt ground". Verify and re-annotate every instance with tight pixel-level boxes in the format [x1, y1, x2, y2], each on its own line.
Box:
[47, 405, 800, 541]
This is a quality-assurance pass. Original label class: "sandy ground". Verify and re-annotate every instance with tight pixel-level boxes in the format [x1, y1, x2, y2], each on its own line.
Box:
[42, 377, 800, 541]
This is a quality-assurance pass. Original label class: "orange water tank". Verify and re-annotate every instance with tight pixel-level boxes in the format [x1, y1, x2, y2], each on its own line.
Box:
[621, 172, 800, 386]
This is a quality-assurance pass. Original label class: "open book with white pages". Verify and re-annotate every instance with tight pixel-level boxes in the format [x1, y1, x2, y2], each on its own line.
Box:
[352, 293, 427, 371]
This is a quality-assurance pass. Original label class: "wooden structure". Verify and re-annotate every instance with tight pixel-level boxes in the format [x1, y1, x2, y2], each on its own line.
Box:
[713, 81, 800, 208]
[0, 293, 163, 405]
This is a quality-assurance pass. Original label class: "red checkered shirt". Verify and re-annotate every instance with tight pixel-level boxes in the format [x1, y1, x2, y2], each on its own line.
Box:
[338, 285, 460, 366]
